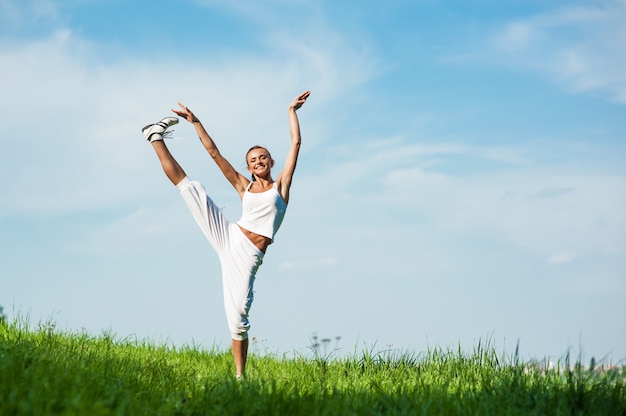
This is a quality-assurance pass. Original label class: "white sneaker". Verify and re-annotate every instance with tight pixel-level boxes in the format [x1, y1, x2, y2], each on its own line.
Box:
[142, 117, 179, 142]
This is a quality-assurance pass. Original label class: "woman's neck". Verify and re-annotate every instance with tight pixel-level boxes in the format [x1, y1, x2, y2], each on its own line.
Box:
[251, 176, 274, 191]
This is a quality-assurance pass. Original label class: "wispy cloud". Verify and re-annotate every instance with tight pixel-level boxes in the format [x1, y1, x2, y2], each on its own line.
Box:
[315, 137, 626, 268]
[0, 0, 60, 33]
[490, 0, 626, 103]
[0, 10, 376, 216]
[549, 251, 576, 264]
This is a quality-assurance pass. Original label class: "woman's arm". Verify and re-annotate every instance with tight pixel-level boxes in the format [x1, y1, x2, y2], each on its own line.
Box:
[173, 102, 249, 197]
[277, 90, 310, 204]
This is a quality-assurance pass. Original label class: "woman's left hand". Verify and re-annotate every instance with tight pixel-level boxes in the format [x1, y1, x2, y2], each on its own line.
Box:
[289, 90, 311, 111]
[172, 101, 200, 123]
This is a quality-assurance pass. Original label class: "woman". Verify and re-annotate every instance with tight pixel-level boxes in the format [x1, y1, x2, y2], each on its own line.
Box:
[142, 90, 310, 378]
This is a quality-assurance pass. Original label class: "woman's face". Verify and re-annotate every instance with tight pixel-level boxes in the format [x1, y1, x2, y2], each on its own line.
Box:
[247, 147, 273, 177]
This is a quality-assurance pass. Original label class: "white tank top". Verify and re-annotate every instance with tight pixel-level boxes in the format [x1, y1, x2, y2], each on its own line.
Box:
[237, 182, 287, 240]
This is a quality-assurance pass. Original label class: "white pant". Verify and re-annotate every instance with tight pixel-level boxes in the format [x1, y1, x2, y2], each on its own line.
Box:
[177, 177, 264, 341]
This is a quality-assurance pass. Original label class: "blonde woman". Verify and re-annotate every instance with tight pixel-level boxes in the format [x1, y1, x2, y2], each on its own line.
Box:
[142, 91, 310, 378]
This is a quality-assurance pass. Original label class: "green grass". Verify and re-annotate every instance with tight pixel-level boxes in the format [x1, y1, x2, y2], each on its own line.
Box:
[1, 320, 624, 415]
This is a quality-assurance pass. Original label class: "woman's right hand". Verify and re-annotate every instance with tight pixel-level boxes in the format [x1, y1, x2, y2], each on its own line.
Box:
[172, 101, 199, 123]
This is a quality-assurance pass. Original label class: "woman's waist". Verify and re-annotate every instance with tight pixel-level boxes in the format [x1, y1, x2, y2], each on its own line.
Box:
[237, 224, 272, 253]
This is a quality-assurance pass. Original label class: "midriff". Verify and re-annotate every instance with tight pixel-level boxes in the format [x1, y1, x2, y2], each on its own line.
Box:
[238, 225, 272, 253]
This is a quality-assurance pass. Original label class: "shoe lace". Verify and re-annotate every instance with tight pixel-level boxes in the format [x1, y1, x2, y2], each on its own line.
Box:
[162, 129, 175, 139]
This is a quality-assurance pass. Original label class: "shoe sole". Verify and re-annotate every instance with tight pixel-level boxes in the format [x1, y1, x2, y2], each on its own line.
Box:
[142, 117, 179, 133]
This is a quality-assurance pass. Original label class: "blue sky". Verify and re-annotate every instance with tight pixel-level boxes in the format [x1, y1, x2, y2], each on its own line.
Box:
[1, 0, 625, 363]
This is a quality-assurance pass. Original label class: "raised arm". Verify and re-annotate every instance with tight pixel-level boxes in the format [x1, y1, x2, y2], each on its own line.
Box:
[276, 90, 310, 204]
[173, 102, 250, 196]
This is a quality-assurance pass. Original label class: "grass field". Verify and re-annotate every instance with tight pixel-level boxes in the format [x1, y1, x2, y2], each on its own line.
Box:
[1, 320, 624, 415]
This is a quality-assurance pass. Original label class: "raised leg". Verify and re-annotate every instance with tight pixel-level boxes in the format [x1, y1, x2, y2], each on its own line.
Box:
[151, 140, 187, 185]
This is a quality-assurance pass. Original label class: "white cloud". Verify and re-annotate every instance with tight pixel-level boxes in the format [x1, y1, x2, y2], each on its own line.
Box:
[312, 137, 626, 268]
[605, 245, 626, 255]
[0, 0, 60, 32]
[66, 205, 183, 257]
[0, 15, 376, 216]
[318, 257, 338, 266]
[549, 251, 576, 264]
[494, 21, 538, 53]
[279, 262, 296, 269]
[193, 0, 315, 23]
[490, 0, 626, 103]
